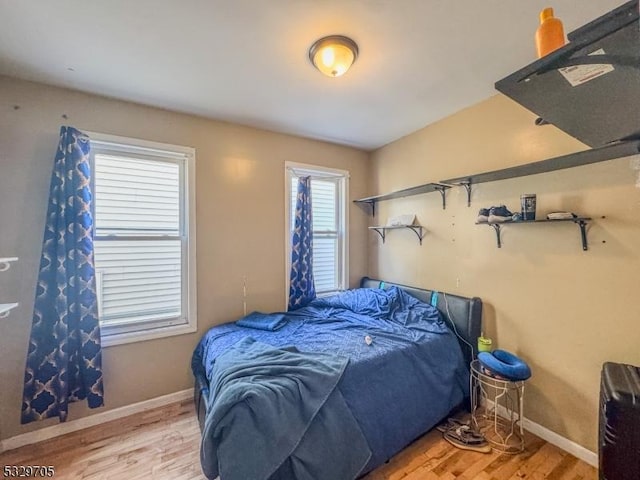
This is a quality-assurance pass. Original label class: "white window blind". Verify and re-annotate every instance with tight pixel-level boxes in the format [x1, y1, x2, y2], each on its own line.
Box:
[94, 155, 180, 235]
[290, 174, 344, 294]
[90, 135, 196, 345]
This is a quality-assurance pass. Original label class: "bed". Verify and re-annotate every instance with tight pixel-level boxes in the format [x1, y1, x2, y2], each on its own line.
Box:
[191, 277, 482, 480]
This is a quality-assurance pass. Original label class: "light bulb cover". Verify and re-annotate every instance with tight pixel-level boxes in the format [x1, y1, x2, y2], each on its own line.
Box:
[309, 35, 359, 77]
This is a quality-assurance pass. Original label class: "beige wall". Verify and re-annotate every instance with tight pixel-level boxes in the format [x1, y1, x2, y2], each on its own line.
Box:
[0, 76, 369, 441]
[2, 74, 638, 454]
[368, 93, 640, 452]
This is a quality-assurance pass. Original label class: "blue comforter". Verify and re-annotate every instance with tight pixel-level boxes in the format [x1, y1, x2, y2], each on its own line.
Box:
[192, 287, 468, 479]
[201, 337, 370, 480]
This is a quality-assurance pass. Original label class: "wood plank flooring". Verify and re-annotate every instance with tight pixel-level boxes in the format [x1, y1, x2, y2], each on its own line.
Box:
[0, 400, 597, 479]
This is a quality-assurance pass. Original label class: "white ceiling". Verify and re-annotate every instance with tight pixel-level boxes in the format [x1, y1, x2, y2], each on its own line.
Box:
[0, 0, 626, 150]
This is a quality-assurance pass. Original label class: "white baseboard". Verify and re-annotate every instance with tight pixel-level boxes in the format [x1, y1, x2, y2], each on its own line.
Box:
[0, 388, 194, 454]
[521, 416, 598, 467]
[487, 401, 597, 467]
[2, 388, 598, 468]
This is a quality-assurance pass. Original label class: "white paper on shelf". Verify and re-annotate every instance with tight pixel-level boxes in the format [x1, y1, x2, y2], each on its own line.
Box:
[558, 48, 614, 87]
[386, 214, 416, 227]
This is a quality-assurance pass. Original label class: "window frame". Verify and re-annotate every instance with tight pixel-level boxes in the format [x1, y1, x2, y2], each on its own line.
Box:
[88, 131, 197, 347]
[284, 161, 349, 307]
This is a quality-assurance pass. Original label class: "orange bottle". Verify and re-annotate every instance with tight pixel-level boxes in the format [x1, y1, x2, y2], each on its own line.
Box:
[535, 7, 565, 58]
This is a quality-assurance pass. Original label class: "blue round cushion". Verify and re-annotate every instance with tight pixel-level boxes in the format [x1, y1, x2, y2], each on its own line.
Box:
[478, 350, 531, 381]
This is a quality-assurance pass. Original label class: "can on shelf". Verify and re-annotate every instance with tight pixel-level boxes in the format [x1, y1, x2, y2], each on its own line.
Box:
[521, 194, 537, 221]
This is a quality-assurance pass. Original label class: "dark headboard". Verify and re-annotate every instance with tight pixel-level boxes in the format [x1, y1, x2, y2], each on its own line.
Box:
[359, 277, 482, 367]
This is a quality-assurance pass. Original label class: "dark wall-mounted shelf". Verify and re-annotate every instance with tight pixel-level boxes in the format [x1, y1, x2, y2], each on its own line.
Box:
[369, 225, 425, 245]
[441, 140, 640, 206]
[494, 1, 640, 148]
[354, 183, 451, 216]
[477, 217, 592, 250]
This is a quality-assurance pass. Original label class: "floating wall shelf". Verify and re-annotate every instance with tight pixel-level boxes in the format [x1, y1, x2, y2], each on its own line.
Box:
[1, 257, 19, 319]
[369, 225, 425, 245]
[477, 217, 592, 250]
[441, 140, 640, 206]
[494, 0, 640, 149]
[0, 303, 19, 319]
[0, 257, 18, 272]
[354, 183, 451, 216]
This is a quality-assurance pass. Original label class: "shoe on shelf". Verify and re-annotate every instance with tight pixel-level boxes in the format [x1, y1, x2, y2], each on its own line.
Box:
[477, 208, 490, 223]
[488, 205, 514, 223]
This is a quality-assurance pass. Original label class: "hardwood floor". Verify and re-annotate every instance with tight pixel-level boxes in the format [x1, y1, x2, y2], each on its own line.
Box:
[362, 429, 596, 480]
[0, 400, 597, 479]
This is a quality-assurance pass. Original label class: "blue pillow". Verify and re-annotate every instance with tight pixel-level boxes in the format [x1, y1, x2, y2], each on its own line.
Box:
[309, 287, 444, 327]
[309, 287, 396, 318]
[478, 350, 531, 381]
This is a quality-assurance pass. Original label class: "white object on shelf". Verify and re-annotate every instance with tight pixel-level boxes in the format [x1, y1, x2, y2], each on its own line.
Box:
[0, 257, 19, 272]
[386, 214, 416, 227]
[0, 303, 19, 319]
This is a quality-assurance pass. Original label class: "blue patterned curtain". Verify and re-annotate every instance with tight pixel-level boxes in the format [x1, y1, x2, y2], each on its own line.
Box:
[21, 126, 104, 424]
[288, 176, 316, 310]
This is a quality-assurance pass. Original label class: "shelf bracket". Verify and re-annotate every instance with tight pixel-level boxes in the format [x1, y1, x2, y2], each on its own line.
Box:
[491, 224, 502, 248]
[434, 185, 448, 210]
[460, 181, 472, 207]
[576, 219, 589, 251]
[407, 226, 425, 245]
[371, 227, 386, 244]
[355, 201, 376, 217]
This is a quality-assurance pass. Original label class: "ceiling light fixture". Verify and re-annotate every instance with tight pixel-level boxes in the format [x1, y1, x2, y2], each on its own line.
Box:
[308, 35, 359, 78]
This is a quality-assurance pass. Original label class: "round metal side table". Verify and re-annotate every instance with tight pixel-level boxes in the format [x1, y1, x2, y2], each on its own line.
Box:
[470, 359, 526, 454]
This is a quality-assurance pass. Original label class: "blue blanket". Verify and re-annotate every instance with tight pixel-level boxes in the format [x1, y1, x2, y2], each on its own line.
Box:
[193, 287, 468, 477]
[235, 311, 286, 331]
[200, 337, 370, 480]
